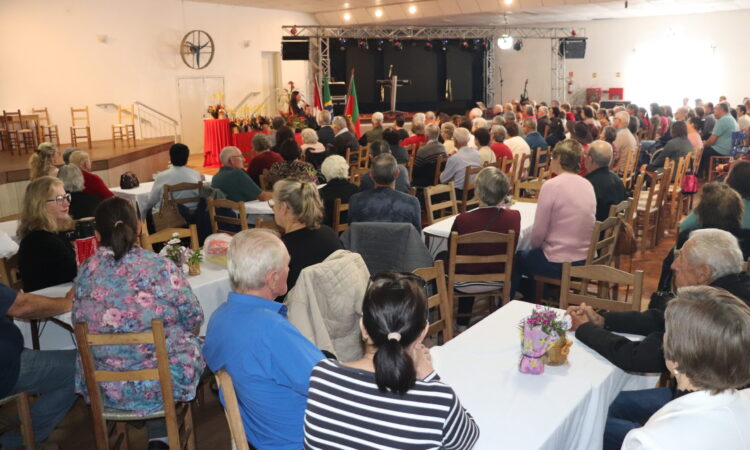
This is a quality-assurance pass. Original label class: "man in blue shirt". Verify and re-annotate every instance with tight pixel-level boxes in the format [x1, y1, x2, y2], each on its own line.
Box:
[203, 229, 323, 450]
[700, 102, 739, 177]
[523, 117, 549, 175]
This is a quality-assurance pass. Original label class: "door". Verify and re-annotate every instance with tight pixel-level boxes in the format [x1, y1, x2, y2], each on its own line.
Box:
[177, 76, 225, 155]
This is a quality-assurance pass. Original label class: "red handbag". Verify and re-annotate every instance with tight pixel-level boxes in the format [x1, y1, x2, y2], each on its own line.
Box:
[682, 172, 698, 194]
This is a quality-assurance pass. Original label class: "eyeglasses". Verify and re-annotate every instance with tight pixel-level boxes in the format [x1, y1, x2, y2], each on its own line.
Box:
[46, 193, 72, 205]
[267, 199, 276, 208]
[370, 271, 426, 288]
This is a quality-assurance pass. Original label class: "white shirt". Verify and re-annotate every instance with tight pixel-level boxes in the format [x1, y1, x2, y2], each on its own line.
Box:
[478, 146, 497, 165]
[738, 114, 750, 132]
[505, 136, 531, 170]
[623, 389, 750, 450]
[146, 165, 203, 212]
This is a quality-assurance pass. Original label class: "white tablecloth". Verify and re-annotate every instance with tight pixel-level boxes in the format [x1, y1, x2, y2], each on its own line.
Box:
[0, 219, 18, 241]
[244, 183, 325, 218]
[111, 174, 213, 215]
[430, 300, 659, 450]
[15, 260, 230, 350]
[422, 202, 537, 255]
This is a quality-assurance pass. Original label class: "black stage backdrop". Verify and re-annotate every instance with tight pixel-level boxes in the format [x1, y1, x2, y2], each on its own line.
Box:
[330, 39, 486, 115]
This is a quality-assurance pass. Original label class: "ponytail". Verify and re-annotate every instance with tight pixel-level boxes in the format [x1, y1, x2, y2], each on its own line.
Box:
[373, 332, 416, 395]
[110, 220, 136, 261]
[274, 178, 323, 229]
[94, 197, 138, 261]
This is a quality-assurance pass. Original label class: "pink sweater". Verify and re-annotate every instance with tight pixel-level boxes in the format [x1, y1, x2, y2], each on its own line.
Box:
[530, 173, 596, 263]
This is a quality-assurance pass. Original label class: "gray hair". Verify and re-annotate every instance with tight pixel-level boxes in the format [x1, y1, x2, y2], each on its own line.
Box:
[504, 111, 516, 122]
[425, 111, 436, 122]
[491, 125, 507, 142]
[441, 122, 455, 139]
[321, 154, 349, 180]
[615, 111, 630, 126]
[301, 128, 319, 145]
[251, 133, 271, 152]
[412, 112, 426, 126]
[588, 140, 613, 167]
[472, 117, 487, 130]
[411, 123, 425, 135]
[492, 115, 505, 126]
[371, 153, 398, 185]
[219, 146, 241, 165]
[453, 127, 471, 148]
[523, 117, 538, 132]
[228, 229, 288, 292]
[62, 147, 80, 165]
[69, 150, 90, 168]
[371, 112, 384, 126]
[332, 116, 347, 131]
[685, 229, 744, 280]
[58, 164, 84, 192]
[318, 109, 331, 126]
[475, 167, 510, 205]
[469, 107, 483, 119]
[425, 123, 440, 141]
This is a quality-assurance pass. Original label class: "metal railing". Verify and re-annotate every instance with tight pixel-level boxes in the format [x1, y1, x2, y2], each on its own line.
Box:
[134, 102, 179, 142]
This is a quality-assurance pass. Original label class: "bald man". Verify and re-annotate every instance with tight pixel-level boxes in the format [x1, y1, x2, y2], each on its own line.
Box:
[584, 140, 627, 221]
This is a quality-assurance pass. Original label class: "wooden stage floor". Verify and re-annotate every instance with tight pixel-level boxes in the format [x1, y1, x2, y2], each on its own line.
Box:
[0, 138, 174, 184]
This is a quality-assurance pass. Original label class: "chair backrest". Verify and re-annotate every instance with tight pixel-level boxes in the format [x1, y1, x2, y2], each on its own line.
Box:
[585, 216, 621, 266]
[642, 170, 664, 214]
[608, 199, 632, 225]
[513, 178, 544, 203]
[349, 166, 370, 186]
[358, 145, 369, 168]
[332, 198, 349, 233]
[140, 224, 199, 251]
[207, 197, 248, 235]
[413, 260, 453, 344]
[345, 147, 358, 167]
[0, 254, 23, 291]
[407, 151, 416, 182]
[459, 166, 482, 212]
[559, 263, 644, 312]
[163, 182, 202, 206]
[254, 218, 283, 234]
[423, 182, 458, 225]
[74, 319, 184, 450]
[214, 370, 250, 450]
[533, 147, 550, 177]
[447, 230, 516, 307]
[71, 106, 90, 127]
[117, 104, 135, 125]
[745, 257, 750, 275]
[620, 148, 637, 187]
[32, 107, 51, 125]
[2, 110, 23, 132]
[510, 153, 529, 183]
[259, 169, 270, 190]
[433, 154, 448, 186]
[0, 391, 35, 450]
[628, 171, 647, 225]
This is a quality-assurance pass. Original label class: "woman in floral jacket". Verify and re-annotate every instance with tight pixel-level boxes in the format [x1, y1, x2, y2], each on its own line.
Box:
[72, 197, 204, 448]
[267, 137, 318, 188]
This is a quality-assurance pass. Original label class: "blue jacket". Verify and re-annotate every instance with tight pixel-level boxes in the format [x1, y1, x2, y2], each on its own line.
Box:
[348, 187, 422, 232]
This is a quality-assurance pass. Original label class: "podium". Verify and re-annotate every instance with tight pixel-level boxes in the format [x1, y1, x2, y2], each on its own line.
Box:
[376, 75, 411, 114]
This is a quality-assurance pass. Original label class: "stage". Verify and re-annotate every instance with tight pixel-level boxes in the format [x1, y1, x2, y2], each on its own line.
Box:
[0, 138, 173, 220]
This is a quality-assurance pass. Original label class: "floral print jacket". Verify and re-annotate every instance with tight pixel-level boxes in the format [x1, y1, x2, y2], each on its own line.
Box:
[73, 246, 205, 416]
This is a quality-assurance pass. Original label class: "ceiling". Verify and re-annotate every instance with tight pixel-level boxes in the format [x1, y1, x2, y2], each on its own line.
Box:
[192, 0, 750, 25]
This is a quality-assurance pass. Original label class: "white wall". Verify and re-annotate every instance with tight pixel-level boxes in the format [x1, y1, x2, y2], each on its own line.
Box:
[493, 9, 750, 109]
[0, 0, 314, 144]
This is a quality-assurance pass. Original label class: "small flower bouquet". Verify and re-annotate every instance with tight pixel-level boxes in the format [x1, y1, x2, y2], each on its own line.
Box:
[160, 232, 188, 267]
[186, 248, 203, 276]
[207, 104, 225, 119]
[518, 305, 572, 374]
[283, 113, 308, 131]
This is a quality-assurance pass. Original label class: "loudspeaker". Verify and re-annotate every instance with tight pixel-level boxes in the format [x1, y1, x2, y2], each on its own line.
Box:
[558, 38, 587, 59]
[282, 37, 309, 60]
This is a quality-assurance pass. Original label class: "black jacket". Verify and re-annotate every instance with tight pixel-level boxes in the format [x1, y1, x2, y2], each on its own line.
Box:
[575, 272, 750, 373]
[317, 126, 335, 147]
[584, 166, 627, 222]
[331, 130, 360, 157]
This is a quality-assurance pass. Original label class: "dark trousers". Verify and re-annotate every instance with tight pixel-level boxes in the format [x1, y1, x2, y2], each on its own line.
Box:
[699, 146, 723, 178]
[603, 387, 673, 450]
[512, 248, 584, 301]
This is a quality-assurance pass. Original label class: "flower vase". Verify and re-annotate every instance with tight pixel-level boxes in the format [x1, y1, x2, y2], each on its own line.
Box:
[188, 262, 201, 276]
[543, 334, 572, 366]
[519, 323, 557, 374]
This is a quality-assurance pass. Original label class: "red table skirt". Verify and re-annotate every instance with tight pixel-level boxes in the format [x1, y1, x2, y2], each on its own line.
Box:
[203, 119, 232, 168]
[232, 131, 303, 163]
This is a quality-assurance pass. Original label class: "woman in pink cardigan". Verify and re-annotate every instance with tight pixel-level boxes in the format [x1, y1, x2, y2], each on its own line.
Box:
[512, 139, 596, 301]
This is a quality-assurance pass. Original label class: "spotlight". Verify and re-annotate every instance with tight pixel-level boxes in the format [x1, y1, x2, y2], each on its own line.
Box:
[393, 40, 403, 51]
[358, 40, 368, 51]
[481, 39, 488, 48]
[339, 38, 348, 51]
[408, 4, 417, 14]
[471, 39, 481, 51]
[513, 39, 524, 51]
[441, 39, 448, 51]
[425, 40, 433, 50]
[461, 40, 469, 49]
[376, 39, 384, 51]
[497, 34, 513, 50]
[343, 12, 351, 21]
[374, 8, 383, 18]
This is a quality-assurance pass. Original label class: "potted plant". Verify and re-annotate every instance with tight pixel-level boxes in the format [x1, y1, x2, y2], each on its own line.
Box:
[518, 306, 572, 374]
[162, 232, 187, 266]
[186, 248, 203, 276]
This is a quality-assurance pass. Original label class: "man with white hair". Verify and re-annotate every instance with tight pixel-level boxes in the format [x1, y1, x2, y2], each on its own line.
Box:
[584, 141, 626, 221]
[204, 229, 324, 450]
[316, 110, 334, 146]
[612, 111, 637, 172]
[411, 112, 426, 128]
[536, 105, 550, 137]
[469, 107, 483, 120]
[331, 115, 360, 157]
[439, 128, 482, 194]
[211, 146, 270, 202]
[69, 150, 114, 200]
[359, 111, 384, 145]
[471, 117, 487, 132]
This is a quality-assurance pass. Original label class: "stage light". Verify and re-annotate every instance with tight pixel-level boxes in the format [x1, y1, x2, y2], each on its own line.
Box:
[374, 8, 383, 18]
[513, 39, 524, 51]
[497, 34, 513, 50]
[358, 40, 369, 51]
[343, 12, 351, 21]
[393, 40, 403, 51]
[408, 4, 417, 14]
[343, 2, 349, 7]
[376, 39, 384, 51]
[441, 39, 448, 51]
[471, 38, 480, 51]
[339, 39, 348, 51]
[424, 40, 433, 50]
[504, 0, 513, 4]
[462, 40, 469, 49]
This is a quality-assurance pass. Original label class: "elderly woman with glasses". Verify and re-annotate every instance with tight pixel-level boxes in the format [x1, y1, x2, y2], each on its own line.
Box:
[16, 176, 77, 291]
[304, 271, 480, 449]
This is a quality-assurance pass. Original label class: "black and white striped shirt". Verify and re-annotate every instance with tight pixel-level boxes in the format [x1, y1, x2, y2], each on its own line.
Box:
[304, 359, 480, 449]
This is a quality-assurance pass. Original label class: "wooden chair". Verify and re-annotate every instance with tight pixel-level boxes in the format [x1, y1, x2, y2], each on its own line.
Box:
[3, 110, 35, 154]
[511, 153, 529, 184]
[254, 218, 283, 234]
[0, 253, 22, 291]
[75, 319, 197, 450]
[745, 257, 750, 275]
[357, 145, 370, 169]
[413, 260, 453, 344]
[259, 169, 270, 191]
[620, 148, 637, 188]
[140, 224, 199, 251]
[332, 198, 349, 233]
[344, 147, 358, 168]
[0, 391, 36, 450]
[533, 146, 550, 178]
[513, 178, 544, 203]
[559, 263, 644, 312]
[708, 155, 731, 182]
[458, 166, 482, 213]
[407, 151, 416, 182]
[433, 154, 448, 186]
[447, 230, 516, 323]
[70, 106, 92, 149]
[214, 370, 249, 450]
[349, 166, 369, 186]
[163, 182, 202, 210]
[663, 156, 689, 229]
[635, 168, 669, 253]
[32, 107, 59, 146]
[423, 182, 458, 225]
[112, 104, 136, 147]
[207, 197, 248, 235]
[533, 216, 622, 304]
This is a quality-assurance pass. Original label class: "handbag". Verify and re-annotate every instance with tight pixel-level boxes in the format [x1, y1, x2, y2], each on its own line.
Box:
[681, 172, 698, 194]
[152, 189, 187, 231]
[119, 171, 140, 189]
[615, 217, 637, 256]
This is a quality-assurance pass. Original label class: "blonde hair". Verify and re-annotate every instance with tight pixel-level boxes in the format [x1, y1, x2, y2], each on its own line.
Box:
[29, 142, 56, 180]
[301, 128, 319, 145]
[274, 178, 323, 229]
[18, 176, 72, 238]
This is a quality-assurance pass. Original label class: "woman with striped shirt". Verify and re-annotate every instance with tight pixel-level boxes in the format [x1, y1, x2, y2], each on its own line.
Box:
[304, 272, 480, 449]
